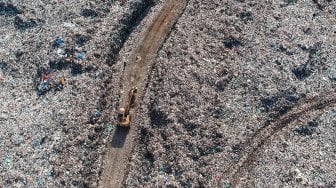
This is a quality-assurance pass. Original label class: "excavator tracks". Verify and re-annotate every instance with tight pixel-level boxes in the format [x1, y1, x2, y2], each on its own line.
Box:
[228, 91, 336, 185]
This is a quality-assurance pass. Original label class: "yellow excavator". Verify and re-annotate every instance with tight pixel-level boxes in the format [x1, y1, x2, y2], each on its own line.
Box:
[116, 87, 137, 127]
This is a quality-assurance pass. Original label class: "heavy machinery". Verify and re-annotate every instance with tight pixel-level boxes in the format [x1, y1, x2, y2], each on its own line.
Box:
[116, 87, 137, 127]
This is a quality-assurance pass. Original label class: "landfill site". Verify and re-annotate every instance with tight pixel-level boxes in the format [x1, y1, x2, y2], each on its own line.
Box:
[0, 0, 335, 187]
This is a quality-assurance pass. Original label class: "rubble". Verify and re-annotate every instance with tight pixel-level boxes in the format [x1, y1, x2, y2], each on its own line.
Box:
[1, 0, 335, 187]
[126, 0, 336, 187]
[0, 0, 153, 187]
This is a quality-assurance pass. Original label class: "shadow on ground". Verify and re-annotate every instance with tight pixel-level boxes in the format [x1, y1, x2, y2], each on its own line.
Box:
[111, 126, 129, 148]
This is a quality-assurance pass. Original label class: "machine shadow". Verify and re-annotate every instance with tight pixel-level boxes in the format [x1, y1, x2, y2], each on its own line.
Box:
[111, 126, 129, 148]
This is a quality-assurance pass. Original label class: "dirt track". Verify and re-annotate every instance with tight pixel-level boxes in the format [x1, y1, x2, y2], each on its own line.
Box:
[229, 90, 336, 185]
[99, 0, 187, 187]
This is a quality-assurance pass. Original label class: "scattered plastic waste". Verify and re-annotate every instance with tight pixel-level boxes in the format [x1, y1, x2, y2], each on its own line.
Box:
[47, 169, 54, 177]
[54, 38, 64, 47]
[52, 147, 60, 155]
[57, 48, 65, 57]
[288, 0, 297, 5]
[163, 175, 168, 185]
[56, 75, 65, 91]
[89, 109, 101, 124]
[64, 49, 73, 58]
[37, 81, 51, 96]
[4, 156, 12, 166]
[328, 64, 336, 81]
[32, 139, 41, 148]
[60, 75, 65, 85]
[41, 73, 50, 81]
[38, 74, 52, 92]
[159, 164, 166, 175]
[95, 109, 101, 117]
[107, 124, 114, 132]
[294, 168, 304, 182]
[35, 177, 44, 186]
[76, 52, 85, 60]
[13, 138, 24, 146]
[37, 73, 67, 95]
[63, 22, 75, 28]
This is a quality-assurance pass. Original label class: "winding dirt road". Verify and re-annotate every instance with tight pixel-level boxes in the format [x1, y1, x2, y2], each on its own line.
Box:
[99, 0, 187, 187]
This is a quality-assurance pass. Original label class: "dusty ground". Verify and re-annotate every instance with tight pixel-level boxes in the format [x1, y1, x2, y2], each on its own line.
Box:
[1, 0, 336, 187]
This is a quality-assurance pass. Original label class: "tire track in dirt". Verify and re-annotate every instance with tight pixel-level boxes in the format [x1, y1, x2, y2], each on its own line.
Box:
[229, 90, 336, 185]
[99, 1, 187, 187]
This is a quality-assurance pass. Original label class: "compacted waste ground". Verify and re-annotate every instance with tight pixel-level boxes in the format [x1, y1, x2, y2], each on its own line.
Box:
[99, 0, 187, 187]
[125, 0, 336, 187]
[0, 0, 155, 187]
[1, 0, 336, 187]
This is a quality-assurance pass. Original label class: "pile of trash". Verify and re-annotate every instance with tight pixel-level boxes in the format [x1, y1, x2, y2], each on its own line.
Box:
[0, 0, 145, 187]
[36, 72, 65, 96]
[125, 0, 336, 187]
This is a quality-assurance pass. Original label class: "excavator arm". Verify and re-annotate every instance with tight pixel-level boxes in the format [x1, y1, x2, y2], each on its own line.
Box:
[116, 87, 137, 127]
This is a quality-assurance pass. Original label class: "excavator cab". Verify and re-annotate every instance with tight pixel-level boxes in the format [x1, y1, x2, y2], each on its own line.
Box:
[117, 108, 130, 127]
[116, 87, 137, 128]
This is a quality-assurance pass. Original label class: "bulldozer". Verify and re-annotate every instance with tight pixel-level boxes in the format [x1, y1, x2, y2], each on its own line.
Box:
[116, 87, 137, 127]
